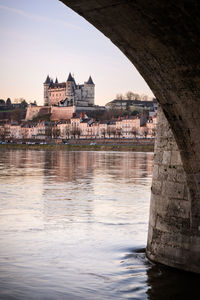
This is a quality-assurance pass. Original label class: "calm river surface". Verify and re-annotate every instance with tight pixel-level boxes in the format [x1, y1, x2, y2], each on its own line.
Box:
[0, 150, 199, 300]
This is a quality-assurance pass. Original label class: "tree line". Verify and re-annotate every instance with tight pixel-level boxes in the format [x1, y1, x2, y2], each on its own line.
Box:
[115, 91, 153, 101]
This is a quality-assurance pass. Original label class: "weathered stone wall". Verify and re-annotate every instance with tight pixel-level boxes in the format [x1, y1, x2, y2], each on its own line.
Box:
[26, 105, 75, 121]
[26, 106, 51, 121]
[50, 106, 75, 120]
[147, 106, 200, 273]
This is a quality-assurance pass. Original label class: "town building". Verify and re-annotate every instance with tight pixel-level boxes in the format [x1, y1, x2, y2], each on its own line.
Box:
[105, 98, 158, 113]
[0, 113, 157, 141]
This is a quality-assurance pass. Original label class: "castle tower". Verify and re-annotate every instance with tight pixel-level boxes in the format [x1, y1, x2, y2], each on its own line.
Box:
[66, 73, 76, 105]
[84, 76, 95, 105]
[44, 75, 51, 106]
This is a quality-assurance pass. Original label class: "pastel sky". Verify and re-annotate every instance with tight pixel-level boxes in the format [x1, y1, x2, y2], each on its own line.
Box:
[0, 0, 154, 106]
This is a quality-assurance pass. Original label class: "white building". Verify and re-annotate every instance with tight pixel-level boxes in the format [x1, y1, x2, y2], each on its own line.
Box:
[44, 73, 95, 107]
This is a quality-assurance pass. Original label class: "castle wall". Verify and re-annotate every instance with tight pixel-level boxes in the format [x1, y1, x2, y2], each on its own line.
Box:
[50, 106, 75, 120]
[26, 105, 75, 121]
[26, 105, 50, 121]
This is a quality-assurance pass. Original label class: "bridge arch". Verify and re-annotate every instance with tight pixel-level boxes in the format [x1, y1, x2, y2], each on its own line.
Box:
[61, 0, 200, 273]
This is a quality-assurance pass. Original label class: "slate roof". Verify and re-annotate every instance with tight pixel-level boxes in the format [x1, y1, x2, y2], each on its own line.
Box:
[44, 75, 51, 84]
[67, 72, 74, 82]
[87, 76, 94, 85]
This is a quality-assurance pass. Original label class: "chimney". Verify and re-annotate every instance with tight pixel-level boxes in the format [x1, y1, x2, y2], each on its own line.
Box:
[80, 112, 85, 120]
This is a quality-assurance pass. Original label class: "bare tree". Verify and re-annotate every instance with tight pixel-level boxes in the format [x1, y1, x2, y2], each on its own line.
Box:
[126, 91, 134, 100]
[107, 127, 112, 138]
[101, 128, 106, 138]
[126, 92, 140, 100]
[151, 127, 156, 138]
[52, 127, 60, 139]
[118, 91, 152, 101]
[142, 127, 149, 138]
[45, 124, 53, 139]
[111, 128, 116, 138]
[65, 127, 71, 139]
[140, 94, 149, 100]
[71, 127, 77, 139]
[131, 127, 138, 138]
[116, 93, 123, 100]
[0, 127, 6, 141]
[116, 128, 122, 139]
[21, 128, 28, 141]
[76, 128, 82, 139]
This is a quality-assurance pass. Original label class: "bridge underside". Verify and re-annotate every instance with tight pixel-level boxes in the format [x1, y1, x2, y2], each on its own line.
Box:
[61, 0, 200, 273]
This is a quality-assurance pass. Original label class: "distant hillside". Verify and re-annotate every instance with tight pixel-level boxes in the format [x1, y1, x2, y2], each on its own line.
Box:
[0, 109, 26, 122]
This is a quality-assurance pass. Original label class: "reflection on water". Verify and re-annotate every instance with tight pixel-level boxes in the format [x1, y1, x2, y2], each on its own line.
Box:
[0, 150, 199, 300]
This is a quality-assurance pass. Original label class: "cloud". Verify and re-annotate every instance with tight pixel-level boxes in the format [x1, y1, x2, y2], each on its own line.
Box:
[0, 4, 84, 31]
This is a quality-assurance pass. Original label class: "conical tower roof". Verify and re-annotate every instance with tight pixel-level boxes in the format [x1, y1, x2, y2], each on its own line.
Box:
[55, 77, 58, 84]
[67, 72, 74, 82]
[87, 76, 94, 85]
[44, 75, 50, 84]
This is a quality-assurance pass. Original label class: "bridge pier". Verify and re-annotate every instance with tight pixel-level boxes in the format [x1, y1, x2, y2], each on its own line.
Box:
[62, 0, 200, 273]
[147, 106, 200, 273]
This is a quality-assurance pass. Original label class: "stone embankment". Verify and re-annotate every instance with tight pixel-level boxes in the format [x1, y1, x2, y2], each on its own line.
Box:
[0, 138, 154, 152]
[65, 138, 154, 146]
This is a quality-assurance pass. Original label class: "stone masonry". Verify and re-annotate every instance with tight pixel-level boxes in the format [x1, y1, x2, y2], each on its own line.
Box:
[146, 106, 200, 273]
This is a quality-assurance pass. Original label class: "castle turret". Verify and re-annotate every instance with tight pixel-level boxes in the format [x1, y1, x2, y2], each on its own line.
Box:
[66, 73, 76, 105]
[84, 76, 95, 105]
[67, 72, 74, 82]
[44, 75, 51, 106]
[87, 76, 94, 85]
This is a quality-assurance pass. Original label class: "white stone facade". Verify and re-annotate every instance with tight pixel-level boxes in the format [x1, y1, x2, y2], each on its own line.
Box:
[44, 73, 95, 107]
[1, 116, 157, 141]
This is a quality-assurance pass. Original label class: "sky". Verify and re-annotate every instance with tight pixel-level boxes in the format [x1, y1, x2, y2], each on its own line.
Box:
[0, 0, 154, 106]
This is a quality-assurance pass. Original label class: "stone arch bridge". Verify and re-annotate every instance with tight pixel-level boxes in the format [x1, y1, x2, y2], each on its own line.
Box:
[61, 0, 200, 273]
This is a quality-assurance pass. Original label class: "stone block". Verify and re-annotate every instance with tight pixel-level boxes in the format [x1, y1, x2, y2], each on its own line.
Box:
[162, 181, 185, 199]
[176, 171, 187, 183]
[162, 150, 171, 164]
[171, 150, 182, 165]
[166, 199, 190, 218]
[158, 165, 168, 180]
[151, 180, 162, 195]
[154, 151, 163, 164]
[152, 164, 159, 180]
[167, 166, 178, 181]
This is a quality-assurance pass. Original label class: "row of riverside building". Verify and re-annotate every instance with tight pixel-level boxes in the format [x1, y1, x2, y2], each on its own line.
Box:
[0, 113, 157, 141]
[0, 73, 157, 141]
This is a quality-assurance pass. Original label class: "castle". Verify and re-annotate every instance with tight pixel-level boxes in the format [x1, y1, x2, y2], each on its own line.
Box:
[26, 73, 105, 121]
[44, 73, 95, 107]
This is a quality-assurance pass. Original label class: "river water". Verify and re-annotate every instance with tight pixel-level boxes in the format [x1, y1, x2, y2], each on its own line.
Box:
[0, 150, 199, 300]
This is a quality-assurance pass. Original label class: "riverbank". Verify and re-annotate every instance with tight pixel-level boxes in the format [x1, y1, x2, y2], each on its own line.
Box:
[0, 143, 154, 152]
